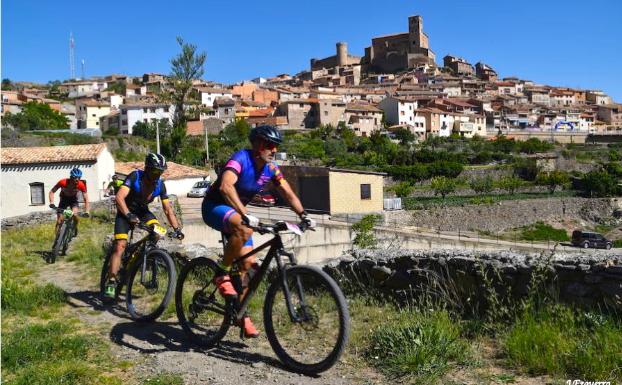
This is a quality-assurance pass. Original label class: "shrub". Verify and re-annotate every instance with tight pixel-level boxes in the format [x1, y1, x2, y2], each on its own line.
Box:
[512, 157, 539, 181]
[352, 214, 380, 249]
[535, 170, 570, 194]
[503, 306, 622, 381]
[497, 175, 523, 195]
[392, 181, 413, 198]
[581, 170, 620, 197]
[520, 222, 569, 242]
[366, 310, 470, 381]
[430, 176, 457, 200]
[1, 280, 66, 315]
[469, 176, 495, 194]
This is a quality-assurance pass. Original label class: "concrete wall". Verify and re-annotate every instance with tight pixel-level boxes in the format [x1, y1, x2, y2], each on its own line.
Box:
[328, 171, 384, 214]
[1, 148, 115, 218]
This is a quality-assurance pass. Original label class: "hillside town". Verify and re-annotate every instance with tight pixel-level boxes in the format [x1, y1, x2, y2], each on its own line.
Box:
[2, 15, 621, 141]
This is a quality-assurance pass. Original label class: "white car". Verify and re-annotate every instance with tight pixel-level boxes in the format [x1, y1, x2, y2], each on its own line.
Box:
[187, 181, 210, 198]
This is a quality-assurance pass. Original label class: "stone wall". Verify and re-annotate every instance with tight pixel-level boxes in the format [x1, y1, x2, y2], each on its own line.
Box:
[323, 249, 622, 310]
[385, 197, 618, 232]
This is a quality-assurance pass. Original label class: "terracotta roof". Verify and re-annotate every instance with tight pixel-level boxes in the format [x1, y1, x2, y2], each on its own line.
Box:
[1, 144, 107, 165]
[196, 86, 231, 94]
[186, 120, 204, 136]
[126, 84, 144, 89]
[115, 161, 207, 180]
[372, 32, 409, 40]
[248, 108, 274, 117]
[345, 103, 382, 113]
[214, 97, 235, 107]
[78, 99, 109, 107]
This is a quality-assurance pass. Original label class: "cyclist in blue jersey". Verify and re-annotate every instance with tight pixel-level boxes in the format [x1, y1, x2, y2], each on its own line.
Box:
[202, 125, 315, 338]
[103, 153, 184, 299]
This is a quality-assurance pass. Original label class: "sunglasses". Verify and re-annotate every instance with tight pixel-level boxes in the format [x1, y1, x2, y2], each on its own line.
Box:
[262, 141, 278, 150]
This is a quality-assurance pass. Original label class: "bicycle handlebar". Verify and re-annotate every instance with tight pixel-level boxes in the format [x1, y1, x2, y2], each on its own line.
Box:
[246, 220, 314, 235]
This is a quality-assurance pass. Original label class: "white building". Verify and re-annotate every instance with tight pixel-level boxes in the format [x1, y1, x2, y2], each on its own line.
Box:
[378, 97, 419, 127]
[115, 161, 209, 197]
[1, 144, 115, 218]
[196, 87, 233, 107]
[119, 103, 174, 135]
[76, 99, 111, 129]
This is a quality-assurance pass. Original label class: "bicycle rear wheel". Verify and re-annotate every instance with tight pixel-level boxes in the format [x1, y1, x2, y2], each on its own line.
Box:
[263, 265, 350, 375]
[175, 257, 230, 347]
[51, 222, 67, 263]
[125, 249, 176, 322]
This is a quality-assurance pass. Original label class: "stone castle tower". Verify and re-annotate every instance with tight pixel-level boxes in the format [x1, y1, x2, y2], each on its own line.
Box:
[408, 15, 430, 52]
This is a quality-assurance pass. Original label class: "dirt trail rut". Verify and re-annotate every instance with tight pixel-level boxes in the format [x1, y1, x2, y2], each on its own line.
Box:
[37, 260, 365, 385]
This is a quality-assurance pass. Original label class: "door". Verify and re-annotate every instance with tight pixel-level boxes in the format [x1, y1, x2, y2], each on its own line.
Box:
[298, 176, 329, 214]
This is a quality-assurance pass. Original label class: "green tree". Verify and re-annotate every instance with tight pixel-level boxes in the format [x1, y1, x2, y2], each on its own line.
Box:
[104, 82, 126, 95]
[498, 175, 523, 195]
[169, 36, 206, 159]
[469, 176, 495, 194]
[430, 176, 457, 200]
[392, 127, 416, 146]
[535, 170, 570, 194]
[2, 78, 14, 90]
[392, 181, 413, 198]
[2, 101, 69, 130]
[352, 214, 380, 249]
[581, 170, 620, 198]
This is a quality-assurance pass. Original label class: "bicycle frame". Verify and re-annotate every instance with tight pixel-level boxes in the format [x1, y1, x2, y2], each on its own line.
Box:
[229, 231, 304, 324]
[123, 226, 161, 287]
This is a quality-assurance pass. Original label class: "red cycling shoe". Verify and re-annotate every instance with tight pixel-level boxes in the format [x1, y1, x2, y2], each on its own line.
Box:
[238, 316, 260, 339]
[212, 274, 238, 297]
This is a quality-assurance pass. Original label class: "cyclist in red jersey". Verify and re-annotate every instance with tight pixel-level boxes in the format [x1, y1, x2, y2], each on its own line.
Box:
[49, 168, 90, 235]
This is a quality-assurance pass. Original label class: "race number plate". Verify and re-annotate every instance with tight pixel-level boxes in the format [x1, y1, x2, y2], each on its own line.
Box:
[153, 224, 167, 236]
[63, 209, 74, 218]
[285, 222, 303, 236]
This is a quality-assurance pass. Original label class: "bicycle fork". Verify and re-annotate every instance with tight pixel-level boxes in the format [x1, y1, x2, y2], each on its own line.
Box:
[276, 249, 312, 324]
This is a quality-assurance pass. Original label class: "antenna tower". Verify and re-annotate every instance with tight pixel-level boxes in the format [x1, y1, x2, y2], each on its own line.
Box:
[69, 32, 76, 80]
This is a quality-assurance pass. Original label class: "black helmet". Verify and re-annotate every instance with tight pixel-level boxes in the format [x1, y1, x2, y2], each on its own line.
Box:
[249, 125, 283, 145]
[145, 153, 167, 171]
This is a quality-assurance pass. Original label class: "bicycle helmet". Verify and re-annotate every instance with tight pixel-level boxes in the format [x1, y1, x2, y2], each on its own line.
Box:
[249, 125, 283, 145]
[70, 168, 82, 178]
[145, 153, 167, 171]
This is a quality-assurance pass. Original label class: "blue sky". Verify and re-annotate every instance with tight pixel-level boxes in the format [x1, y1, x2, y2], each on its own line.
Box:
[2, 0, 621, 101]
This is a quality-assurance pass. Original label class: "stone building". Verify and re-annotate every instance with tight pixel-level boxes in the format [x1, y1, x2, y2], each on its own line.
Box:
[310, 42, 362, 70]
[363, 15, 436, 73]
[317, 99, 346, 127]
[443, 55, 474, 76]
[276, 99, 319, 129]
[475, 62, 497, 81]
[345, 103, 383, 137]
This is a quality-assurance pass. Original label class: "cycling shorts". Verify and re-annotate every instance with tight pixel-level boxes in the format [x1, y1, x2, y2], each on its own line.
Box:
[58, 195, 79, 210]
[114, 209, 159, 240]
[201, 199, 253, 247]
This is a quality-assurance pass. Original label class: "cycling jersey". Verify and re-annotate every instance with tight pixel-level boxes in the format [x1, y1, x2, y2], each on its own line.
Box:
[205, 149, 283, 205]
[107, 179, 124, 194]
[120, 170, 169, 212]
[52, 178, 87, 198]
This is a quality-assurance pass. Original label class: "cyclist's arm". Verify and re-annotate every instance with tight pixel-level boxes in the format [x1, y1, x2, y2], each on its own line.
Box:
[161, 199, 180, 229]
[220, 170, 248, 215]
[115, 186, 132, 217]
[48, 182, 60, 205]
[82, 191, 90, 212]
[275, 179, 305, 217]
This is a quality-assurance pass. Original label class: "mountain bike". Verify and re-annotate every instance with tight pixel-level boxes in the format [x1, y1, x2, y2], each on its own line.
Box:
[50, 206, 80, 263]
[175, 220, 350, 375]
[100, 222, 177, 322]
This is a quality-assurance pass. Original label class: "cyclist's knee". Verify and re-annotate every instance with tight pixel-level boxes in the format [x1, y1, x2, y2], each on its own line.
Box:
[231, 223, 252, 240]
[113, 239, 127, 253]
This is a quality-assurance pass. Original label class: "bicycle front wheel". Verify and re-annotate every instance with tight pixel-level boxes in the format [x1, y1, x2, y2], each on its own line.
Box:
[51, 222, 67, 263]
[264, 265, 350, 375]
[125, 249, 176, 322]
[175, 257, 230, 347]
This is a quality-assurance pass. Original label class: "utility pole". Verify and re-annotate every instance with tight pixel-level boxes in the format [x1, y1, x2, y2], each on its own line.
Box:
[81, 59, 85, 80]
[69, 32, 76, 80]
[156, 123, 161, 154]
[204, 122, 210, 164]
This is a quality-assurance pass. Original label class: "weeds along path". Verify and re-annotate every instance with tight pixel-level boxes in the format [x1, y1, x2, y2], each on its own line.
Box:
[36, 238, 364, 385]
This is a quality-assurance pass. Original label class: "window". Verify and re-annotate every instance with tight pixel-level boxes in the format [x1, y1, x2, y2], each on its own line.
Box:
[324, 111, 328, 116]
[29, 183, 45, 205]
[360, 184, 371, 200]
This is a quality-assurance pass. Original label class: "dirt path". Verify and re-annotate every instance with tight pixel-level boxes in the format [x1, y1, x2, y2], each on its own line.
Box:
[37, 259, 368, 385]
